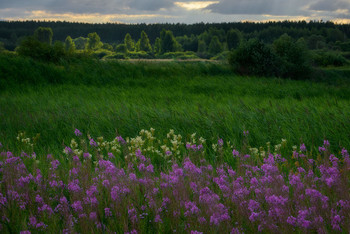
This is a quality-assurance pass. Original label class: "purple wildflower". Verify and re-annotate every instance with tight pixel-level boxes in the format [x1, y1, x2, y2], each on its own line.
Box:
[232, 149, 239, 157]
[90, 138, 97, 147]
[300, 143, 306, 152]
[218, 138, 224, 146]
[74, 129, 82, 136]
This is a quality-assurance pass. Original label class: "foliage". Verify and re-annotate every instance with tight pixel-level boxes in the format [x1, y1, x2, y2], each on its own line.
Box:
[153, 37, 161, 54]
[73, 37, 88, 50]
[208, 36, 223, 55]
[87, 32, 101, 51]
[115, 44, 128, 53]
[0, 129, 349, 233]
[1, 54, 350, 156]
[92, 49, 113, 59]
[228, 39, 279, 77]
[160, 29, 178, 54]
[64, 36, 75, 54]
[104, 53, 126, 60]
[16, 36, 66, 62]
[124, 33, 135, 52]
[273, 34, 311, 79]
[156, 51, 199, 60]
[34, 27, 53, 45]
[127, 51, 154, 59]
[138, 31, 152, 53]
[226, 29, 242, 50]
[311, 50, 348, 67]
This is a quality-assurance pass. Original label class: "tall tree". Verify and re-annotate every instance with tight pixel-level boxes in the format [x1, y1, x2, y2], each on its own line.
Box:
[160, 29, 177, 54]
[34, 27, 53, 45]
[64, 36, 75, 54]
[73, 37, 88, 50]
[227, 29, 242, 50]
[87, 32, 101, 51]
[154, 37, 161, 54]
[124, 33, 134, 52]
[208, 36, 223, 55]
[197, 40, 206, 53]
[139, 31, 152, 52]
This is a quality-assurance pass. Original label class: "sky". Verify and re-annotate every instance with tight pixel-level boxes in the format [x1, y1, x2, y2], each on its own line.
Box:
[0, 0, 350, 24]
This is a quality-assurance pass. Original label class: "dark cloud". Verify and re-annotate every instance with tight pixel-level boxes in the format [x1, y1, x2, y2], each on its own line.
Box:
[308, 0, 350, 12]
[0, 0, 51, 9]
[205, 0, 309, 16]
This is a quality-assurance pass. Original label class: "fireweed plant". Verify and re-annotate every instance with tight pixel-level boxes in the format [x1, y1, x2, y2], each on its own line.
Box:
[0, 129, 349, 233]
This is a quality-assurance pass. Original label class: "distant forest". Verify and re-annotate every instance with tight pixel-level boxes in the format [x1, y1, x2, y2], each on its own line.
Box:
[1, 20, 350, 79]
[1, 20, 350, 51]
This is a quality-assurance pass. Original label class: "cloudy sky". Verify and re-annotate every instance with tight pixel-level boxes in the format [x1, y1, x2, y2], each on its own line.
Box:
[0, 0, 349, 24]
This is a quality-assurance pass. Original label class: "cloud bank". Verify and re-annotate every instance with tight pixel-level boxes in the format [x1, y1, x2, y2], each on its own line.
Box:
[0, 0, 349, 23]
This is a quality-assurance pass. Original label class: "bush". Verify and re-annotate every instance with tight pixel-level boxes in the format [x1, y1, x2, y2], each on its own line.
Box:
[16, 36, 67, 63]
[92, 49, 113, 59]
[273, 34, 311, 79]
[156, 51, 199, 60]
[211, 51, 230, 60]
[127, 51, 154, 59]
[312, 50, 348, 67]
[104, 53, 126, 60]
[228, 39, 279, 77]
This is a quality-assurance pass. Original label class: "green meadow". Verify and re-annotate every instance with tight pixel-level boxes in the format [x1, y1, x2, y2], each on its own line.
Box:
[1, 54, 349, 156]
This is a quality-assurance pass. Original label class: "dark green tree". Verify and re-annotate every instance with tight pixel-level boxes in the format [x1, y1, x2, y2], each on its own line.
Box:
[227, 29, 242, 50]
[154, 37, 161, 54]
[34, 27, 53, 45]
[64, 36, 75, 54]
[138, 31, 152, 52]
[228, 39, 278, 77]
[124, 33, 135, 52]
[87, 32, 101, 51]
[208, 36, 223, 55]
[73, 37, 88, 50]
[160, 29, 177, 54]
[115, 44, 128, 53]
[273, 33, 310, 79]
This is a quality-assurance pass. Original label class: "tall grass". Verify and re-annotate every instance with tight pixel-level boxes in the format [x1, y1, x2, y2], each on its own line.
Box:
[0, 54, 350, 156]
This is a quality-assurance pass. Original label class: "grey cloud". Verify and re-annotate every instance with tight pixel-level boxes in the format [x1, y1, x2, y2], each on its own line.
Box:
[0, 0, 53, 9]
[205, 0, 310, 16]
[0, 0, 176, 14]
[308, 0, 350, 12]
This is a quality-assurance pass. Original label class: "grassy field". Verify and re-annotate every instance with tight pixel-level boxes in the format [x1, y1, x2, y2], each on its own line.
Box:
[1, 54, 350, 233]
[1, 54, 350, 156]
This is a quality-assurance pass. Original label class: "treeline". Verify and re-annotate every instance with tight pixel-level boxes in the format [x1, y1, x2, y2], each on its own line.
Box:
[1, 20, 350, 79]
[1, 20, 350, 51]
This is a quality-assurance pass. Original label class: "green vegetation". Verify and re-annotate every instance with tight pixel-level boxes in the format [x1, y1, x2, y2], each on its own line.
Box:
[1, 54, 350, 157]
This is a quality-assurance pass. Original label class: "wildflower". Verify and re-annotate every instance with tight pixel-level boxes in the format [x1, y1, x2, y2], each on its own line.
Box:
[300, 143, 306, 152]
[74, 129, 82, 136]
[218, 138, 224, 146]
[324, 140, 330, 147]
[154, 214, 163, 223]
[243, 130, 249, 137]
[232, 149, 239, 157]
[105, 208, 112, 217]
[89, 212, 97, 220]
[90, 138, 97, 147]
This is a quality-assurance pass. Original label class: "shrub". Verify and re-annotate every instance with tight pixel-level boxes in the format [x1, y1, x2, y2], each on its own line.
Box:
[92, 49, 113, 59]
[273, 34, 311, 79]
[228, 39, 279, 77]
[157, 51, 199, 60]
[312, 50, 348, 67]
[16, 36, 67, 63]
